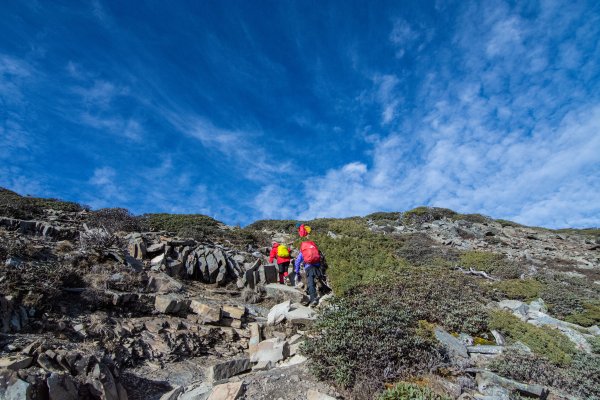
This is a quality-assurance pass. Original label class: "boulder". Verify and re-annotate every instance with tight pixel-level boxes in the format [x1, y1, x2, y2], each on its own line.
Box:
[285, 304, 316, 325]
[476, 370, 548, 398]
[151, 254, 165, 267]
[207, 381, 244, 400]
[497, 300, 529, 320]
[189, 301, 221, 324]
[249, 338, 289, 364]
[434, 327, 469, 362]
[280, 354, 307, 367]
[155, 295, 189, 314]
[0, 370, 32, 400]
[222, 305, 246, 320]
[267, 301, 291, 326]
[47, 373, 78, 400]
[0, 355, 33, 370]
[259, 264, 278, 284]
[207, 358, 250, 382]
[148, 273, 183, 294]
[264, 284, 309, 304]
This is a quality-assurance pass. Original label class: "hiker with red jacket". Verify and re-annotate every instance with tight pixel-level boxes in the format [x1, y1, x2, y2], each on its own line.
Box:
[294, 240, 321, 306]
[269, 242, 291, 284]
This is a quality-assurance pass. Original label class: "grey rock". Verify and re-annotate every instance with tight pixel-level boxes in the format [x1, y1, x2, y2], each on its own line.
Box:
[476, 370, 548, 398]
[147, 273, 183, 294]
[47, 373, 78, 400]
[467, 345, 504, 355]
[154, 295, 189, 314]
[264, 284, 308, 304]
[0, 355, 33, 370]
[434, 327, 469, 361]
[249, 338, 289, 364]
[0, 371, 32, 400]
[189, 300, 221, 323]
[207, 358, 250, 382]
[267, 301, 291, 326]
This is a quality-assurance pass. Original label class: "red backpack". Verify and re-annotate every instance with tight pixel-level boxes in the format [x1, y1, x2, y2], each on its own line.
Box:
[300, 241, 320, 264]
[298, 224, 308, 237]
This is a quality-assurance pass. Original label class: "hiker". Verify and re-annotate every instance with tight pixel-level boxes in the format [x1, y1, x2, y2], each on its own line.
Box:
[296, 223, 311, 237]
[269, 242, 291, 284]
[294, 240, 321, 306]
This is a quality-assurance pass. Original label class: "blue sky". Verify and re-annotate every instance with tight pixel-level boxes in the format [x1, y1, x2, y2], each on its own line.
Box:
[1, 0, 599, 228]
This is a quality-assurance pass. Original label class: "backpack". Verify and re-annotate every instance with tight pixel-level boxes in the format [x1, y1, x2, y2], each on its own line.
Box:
[298, 224, 308, 237]
[300, 241, 320, 264]
[277, 244, 289, 258]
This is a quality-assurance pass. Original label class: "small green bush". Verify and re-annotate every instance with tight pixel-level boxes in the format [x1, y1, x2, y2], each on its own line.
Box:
[460, 251, 521, 279]
[88, 208, 141, 233]
[492, 279, 545, 301]
[490, 351, 600, 400]
[495, 219, 525, 228]
[452, 213, 490, 224]
[139, 213, 222, 238]
[302, 287, 447, 399]
[0, 187, 85, 219]
[402, 207, 458, 225]
[564, 302, 600, 327]
[590, 336, 600, 354]
[488, 310, 576, 366]
[378, 382, 452, 400]
[366, 211, 402, 223]
[539, 276, 600, 322]
[245, 219, 297, 232]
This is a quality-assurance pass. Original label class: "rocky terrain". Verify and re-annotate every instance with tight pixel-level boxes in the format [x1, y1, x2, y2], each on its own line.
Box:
[0, 188, 598, 400]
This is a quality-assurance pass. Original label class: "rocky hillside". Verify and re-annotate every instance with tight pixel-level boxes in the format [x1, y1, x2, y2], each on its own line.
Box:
[0, 188, 598, 400]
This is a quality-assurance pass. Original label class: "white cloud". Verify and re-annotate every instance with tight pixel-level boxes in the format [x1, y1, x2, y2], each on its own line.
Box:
[272, 1, 600, 228]
[165, 113, 292, 182]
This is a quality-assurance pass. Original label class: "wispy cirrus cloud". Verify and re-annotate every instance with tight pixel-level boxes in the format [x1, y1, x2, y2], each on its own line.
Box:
[271, 0, 600, 228]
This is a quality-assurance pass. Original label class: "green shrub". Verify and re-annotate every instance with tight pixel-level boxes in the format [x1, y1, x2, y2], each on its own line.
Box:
[490, 351, 600, 400]
[378, 382, 452, 400]
[492, 279, 545, 301]
[564, 302, 600, 327]
[488, 310, 576, 366]
[402, 207, 457, 225]
[366, 212, 402, 223]
[460, 251, 521, 279]
[87, 208, 141, 233]
[304, 229, 400, 295]
[245, 219, 297, 232]
[495, 219, 525, 228]
[452, 213, 490, 224]
[395, 233, 459, 267]
[539, 276, 600, 321]
[0, 187, 85, 219]
[139, 213, 222, 238]
[302, 287, 447, 399]
[590, 336, 600, 354]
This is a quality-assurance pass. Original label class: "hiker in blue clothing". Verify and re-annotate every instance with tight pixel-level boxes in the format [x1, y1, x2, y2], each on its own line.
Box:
[294, 240, 321, 307]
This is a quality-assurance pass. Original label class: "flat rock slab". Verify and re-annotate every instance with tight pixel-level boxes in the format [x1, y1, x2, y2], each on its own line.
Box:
[207, 381, 244, 400]
[207, 358, 250, 382]
[190, 300, 222, 324]
[265, 284, 308, 304]
[467, 345, 504, 355]
[0, 355, 33, 370]
[155, 295, 189, 314]
[250, 338, 289, 364]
